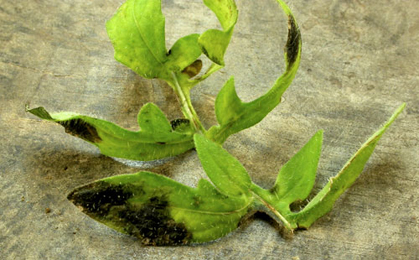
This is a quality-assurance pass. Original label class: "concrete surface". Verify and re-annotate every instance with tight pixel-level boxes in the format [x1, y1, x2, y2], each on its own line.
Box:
[1, 0, 418, 259]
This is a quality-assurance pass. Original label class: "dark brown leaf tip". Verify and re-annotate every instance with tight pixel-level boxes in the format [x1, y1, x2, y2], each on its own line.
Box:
[59, 119, 102, 143]
[285, 16, 301, 68]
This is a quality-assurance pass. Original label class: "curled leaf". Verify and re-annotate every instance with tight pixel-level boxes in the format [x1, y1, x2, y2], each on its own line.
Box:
[106, 0, 203, 82]
[198, 0, 238, 66]
[207, 0, 302, 144]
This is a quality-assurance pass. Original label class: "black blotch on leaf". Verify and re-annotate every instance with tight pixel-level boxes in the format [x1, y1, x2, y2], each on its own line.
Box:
[59, 119, 102, 143]
[285, 16, 300, 67]
[68, 184, 191, 246]
[68, 182, 134, 215]
[170, 118, 190, 131]
[120, 196, 191, 246]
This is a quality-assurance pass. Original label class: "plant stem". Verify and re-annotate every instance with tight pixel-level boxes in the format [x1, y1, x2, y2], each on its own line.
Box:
[250, 183, 296, 231]
[171, 72, 206, 133]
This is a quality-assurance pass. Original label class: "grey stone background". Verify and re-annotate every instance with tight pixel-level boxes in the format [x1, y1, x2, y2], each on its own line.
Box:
[1, 0, 418, 259]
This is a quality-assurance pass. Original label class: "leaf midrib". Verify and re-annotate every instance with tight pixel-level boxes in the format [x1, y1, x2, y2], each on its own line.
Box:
[132, 0, 165, 66]
[169, 197, 254, 216]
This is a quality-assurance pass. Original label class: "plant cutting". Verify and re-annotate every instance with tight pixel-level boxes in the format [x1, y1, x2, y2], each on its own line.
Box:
[27, 0, 405, 245]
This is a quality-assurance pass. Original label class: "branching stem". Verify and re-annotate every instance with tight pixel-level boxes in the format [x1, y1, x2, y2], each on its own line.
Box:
[171, 72, 206, 133]
[250, 183, 295, 231]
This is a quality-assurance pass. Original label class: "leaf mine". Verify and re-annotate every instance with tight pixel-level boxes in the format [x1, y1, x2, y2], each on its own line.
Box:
[68, 171, 251, 245]
[68, 182, 192, 245]
[27, 104, 194, 161]
[285, 16, 301, 68]
[59, 119, 102, 143]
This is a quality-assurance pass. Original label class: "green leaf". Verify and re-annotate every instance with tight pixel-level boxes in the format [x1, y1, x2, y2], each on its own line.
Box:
[289, 103, 406, 228]
[175, 63, 225, 92]
[198, 0, 238, 66]
[207, 0, 302, 144]
[137, 103, 172, 132]
[170, 118, 195, 134]
[105, 0, 237, 128]
[68, 171, 252, 245]
[165, 34, 202, 75]
[271, 130, 323, 214]
[194, 134, 251, 197]
[106, 0, 237, 83]
[26, 103, 194, 161]
[106, 0, 168, 79]
[68, 105, 404, 243]
[106, 0, 203, 82]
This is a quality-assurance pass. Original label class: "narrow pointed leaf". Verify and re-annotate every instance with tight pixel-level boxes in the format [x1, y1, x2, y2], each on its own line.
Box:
[198, 0, 238, 66]
[68, 171, 252, 245]
[194, 134, 251, 197]
[271, 130, 323, 213]
[290, 104, 406, 228]
[213, 77, 241, 126]
[27, 103, 194, 161]
[207, 0, 302, 144]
